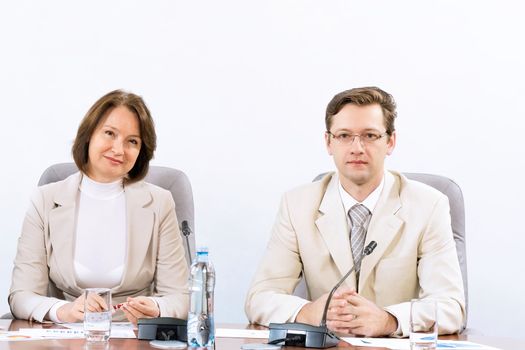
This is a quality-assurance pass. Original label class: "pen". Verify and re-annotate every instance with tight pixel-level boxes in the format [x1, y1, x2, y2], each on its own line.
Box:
[113, 303, 124, 310]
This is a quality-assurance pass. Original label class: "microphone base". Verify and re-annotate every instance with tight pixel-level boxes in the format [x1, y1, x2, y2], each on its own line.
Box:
[137, 317, 187, 341]
[268, 322, 339, 348]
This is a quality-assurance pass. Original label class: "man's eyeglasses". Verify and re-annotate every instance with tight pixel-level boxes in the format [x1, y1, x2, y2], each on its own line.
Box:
[326, 131, 388, 145]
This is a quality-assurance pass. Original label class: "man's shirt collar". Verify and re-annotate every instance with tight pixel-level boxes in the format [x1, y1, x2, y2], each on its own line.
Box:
[338, 172, 385, 215]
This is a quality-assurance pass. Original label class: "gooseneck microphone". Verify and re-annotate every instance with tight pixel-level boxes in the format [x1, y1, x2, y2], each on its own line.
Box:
[319, 240, 377, 328]
[267, 241, 378, 348]
[181, 220, 193, 263]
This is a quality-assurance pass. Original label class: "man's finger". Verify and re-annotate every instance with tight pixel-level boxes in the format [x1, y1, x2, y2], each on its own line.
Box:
[327, 320, 353, 332]
[345, 293, 365, 306]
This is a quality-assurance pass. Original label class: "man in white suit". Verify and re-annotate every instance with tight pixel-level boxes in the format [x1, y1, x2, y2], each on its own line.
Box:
[245, 87, 465, 337]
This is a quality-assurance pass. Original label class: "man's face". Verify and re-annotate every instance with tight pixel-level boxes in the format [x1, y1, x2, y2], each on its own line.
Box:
[325, 103, 396, 190]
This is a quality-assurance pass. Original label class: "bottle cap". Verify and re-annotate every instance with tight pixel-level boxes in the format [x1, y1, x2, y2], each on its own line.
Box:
[196, 247, 209, 255]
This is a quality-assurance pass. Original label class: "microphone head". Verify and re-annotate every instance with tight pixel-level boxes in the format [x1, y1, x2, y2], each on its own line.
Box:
[363, 241, 377, 255]
[181, 220, 191, 236]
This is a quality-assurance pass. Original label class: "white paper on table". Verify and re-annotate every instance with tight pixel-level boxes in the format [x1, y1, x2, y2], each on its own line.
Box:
[216, 328, 270, 339]
[341, 337, 408, 349]
[19, 328, 83, 339]
[435, 341, 502, 349]
[341, 337, 502, 350]
[0, 331, 48, 341]
[61, 321, 136, 338]
[1, 323, 135, 342]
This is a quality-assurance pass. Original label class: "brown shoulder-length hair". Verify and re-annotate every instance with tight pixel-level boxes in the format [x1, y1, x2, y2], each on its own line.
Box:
[325, 86, 397, 136]
[72, 89, 157, 183]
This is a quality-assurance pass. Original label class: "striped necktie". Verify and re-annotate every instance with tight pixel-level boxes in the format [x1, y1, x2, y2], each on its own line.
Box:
[348, 204, 371, 283]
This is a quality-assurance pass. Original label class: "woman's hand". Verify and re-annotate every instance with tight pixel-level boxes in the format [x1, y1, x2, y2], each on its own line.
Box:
[56, 295, 85, 323]
[56, 292, 109, 323]
[121, 296, 160, 324]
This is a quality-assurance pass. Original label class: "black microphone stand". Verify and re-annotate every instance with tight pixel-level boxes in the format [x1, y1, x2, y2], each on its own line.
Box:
[181, 220, 193, 264]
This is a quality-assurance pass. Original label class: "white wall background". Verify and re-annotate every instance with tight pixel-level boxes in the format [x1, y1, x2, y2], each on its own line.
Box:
[0, 0, 523, 339]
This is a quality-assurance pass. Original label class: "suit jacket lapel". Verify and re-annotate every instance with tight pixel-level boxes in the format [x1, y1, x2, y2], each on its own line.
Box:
[359, 171, 404, 291]
[315, 174, 353, 280]
[114, 181, 154, 293]
[48, 172, 82, 295]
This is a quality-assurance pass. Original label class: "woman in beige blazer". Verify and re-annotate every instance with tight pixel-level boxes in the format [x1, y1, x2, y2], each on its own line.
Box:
[9, 90, 189, 323]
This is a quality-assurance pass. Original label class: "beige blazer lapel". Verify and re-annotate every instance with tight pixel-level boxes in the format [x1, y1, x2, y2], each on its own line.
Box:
[315, 174, 353, 280]
[359, 171, 404, 291]
[48, 172, 83, 295]
[113, 181, 154, 294]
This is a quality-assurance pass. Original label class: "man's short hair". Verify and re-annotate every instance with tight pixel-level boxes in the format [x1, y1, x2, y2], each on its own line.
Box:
[325, 86, 397, 135]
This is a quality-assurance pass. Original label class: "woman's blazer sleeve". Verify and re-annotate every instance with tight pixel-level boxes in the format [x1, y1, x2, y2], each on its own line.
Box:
[149, 190, 190, 318]
[9, 188, 63, 322]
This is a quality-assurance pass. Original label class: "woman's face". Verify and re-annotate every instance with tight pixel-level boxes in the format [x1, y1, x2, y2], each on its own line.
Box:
[86, 105, 142, 183]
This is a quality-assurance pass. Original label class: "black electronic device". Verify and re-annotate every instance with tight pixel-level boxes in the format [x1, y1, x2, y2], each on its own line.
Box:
[268, 322, 338, 348]
[137, 317, 188, 341]
[267, 241, 378, 348]
[181, 220, 193, 263]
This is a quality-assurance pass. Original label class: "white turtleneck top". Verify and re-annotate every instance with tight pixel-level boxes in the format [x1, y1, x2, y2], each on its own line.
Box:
[74, 175, 127, 289]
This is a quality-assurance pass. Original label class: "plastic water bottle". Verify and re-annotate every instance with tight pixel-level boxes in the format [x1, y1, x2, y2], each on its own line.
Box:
[187, 247, 215, 348]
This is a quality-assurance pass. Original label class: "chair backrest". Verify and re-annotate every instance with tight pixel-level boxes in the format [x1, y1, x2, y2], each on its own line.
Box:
[297, 172, 468, 322]
[37, 162, 196, 265]
[402, 172, 468, 317]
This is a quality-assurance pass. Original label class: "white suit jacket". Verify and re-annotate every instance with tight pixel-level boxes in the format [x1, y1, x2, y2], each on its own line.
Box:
[9, 172, 189, 322]
[245, 171, 465, 336]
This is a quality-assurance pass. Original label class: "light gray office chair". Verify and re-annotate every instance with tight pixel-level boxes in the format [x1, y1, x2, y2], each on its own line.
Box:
[1, 162, 195, 320]
[294, 172, 468, 326]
